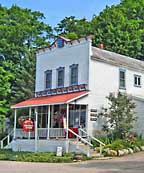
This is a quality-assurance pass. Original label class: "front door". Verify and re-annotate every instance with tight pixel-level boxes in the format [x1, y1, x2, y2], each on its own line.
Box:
[69, 105, 86, 128]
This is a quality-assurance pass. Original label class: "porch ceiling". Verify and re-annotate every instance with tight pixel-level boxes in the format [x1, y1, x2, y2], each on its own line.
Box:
[11, 91, 89, 109]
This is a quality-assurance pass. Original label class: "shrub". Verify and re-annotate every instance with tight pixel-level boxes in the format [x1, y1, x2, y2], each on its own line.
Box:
[0, 150, 75, 163]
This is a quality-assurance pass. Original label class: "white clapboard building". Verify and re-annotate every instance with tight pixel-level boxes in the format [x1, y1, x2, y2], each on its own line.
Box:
[3, 35, 144, 155]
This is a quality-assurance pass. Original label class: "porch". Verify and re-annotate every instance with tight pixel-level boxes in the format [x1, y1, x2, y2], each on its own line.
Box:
[14, 127, 86, 139]
[5, 91, 105, 156]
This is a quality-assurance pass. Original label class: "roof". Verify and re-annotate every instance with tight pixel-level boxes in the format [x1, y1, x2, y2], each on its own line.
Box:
[11, 91, 89, 109]
[36, 35, 94, 54]
[92, 47, 144, 72]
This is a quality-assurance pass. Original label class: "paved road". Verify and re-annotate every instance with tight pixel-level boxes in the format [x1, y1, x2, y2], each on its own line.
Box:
[0, 152, 144, 173]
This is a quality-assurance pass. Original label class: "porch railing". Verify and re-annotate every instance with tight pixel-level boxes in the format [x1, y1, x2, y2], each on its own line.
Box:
[15, 128, 65, 139]
[0, 130, 14, 149]
[79, 128, 105, 155]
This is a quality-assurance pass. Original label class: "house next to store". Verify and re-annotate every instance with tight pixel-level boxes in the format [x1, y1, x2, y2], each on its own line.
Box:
[3, 35, 144, 155]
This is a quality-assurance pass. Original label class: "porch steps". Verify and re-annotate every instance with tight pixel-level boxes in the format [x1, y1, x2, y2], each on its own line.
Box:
[69, 139, 103, 158]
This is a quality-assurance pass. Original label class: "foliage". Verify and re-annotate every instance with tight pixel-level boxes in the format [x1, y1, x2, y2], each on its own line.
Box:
[0, 5, 53, 126]
[102, 136, 144, 151]
[92, 136, 111, 147]
[55, 16, 93, 38]
[0, 150, 75, 162]
[11, 51, 35, 103]
[55, 1, 144, 60]
[91, 0, 144, 59]
[0, 61, 14, 128]
[0, 5, 53, 63]
[96, 92, 136, 139]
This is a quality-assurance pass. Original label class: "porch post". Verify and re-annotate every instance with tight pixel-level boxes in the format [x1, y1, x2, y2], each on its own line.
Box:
[34, 107, 38, 152]
[51, 105, 54, 127]
[86, 104, 89, 134]
[28, 107, 32, 139]
[13, 109, 17, 139]
[79, 105, 81, 127]
[47, 105, 51, 139]
[66, 104, 69, 139]
[66, 104, 69, 153]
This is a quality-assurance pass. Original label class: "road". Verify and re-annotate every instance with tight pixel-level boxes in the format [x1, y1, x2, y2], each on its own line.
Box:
[0, 152, 144, 173]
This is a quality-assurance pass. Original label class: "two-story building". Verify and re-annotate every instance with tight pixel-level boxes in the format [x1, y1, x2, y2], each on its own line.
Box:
[9, 35, 144, 153]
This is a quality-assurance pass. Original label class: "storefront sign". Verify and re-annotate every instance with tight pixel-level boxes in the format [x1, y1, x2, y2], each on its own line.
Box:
[90, 108, 98, 121]
[22, 120, 34, 132]
[90, 117, 97, 121]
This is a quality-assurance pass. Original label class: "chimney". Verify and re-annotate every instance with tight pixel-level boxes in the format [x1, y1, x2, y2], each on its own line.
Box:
[98, 43, 104, 49]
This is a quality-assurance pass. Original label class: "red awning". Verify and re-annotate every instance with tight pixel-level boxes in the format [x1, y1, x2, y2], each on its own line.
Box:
[11, 91, 88, 109]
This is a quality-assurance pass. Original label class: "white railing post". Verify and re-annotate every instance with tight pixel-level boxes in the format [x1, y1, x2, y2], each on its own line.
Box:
[66, 104, 69, 153]
[7, 135, 10, 145]
[47, 105, 50, 140]
[28, 107, 32, 140]
[13, 109, 17, 139]
[66, 104, 69, 140]
[1, 140, 3, 149]
[34, 107, 38, 152]
[100, 143, 102, 155]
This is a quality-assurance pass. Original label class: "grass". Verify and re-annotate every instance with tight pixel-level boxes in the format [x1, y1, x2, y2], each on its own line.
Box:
[0, 149, 76, 162]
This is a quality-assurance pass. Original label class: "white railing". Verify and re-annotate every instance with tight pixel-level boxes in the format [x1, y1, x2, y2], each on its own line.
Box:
[15, 128, 65, 139]
[68, 128, 93, 147]
[49, 128, 65, 138]
[68, 128, 93, 157]
[79, 128, 105, 155]
[0, 130, 14, 149]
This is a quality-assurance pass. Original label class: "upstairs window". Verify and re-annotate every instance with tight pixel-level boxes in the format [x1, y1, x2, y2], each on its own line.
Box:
[57, 38, 64, 48]
[57, 67, 65, 87]
[134, 75, 141, 87]
[119, 69, 126, 89]
[45, 70, 52, 89]
[70, 64, 78, 85]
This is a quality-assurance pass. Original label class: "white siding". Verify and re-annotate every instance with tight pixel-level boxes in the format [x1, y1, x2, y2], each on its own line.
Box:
[35, 40, 91, 92]
[88, 60, 144, 110]
[87, 60, 119, 134]
[133, 99, 144, 137]
[87, 57, 144, 135]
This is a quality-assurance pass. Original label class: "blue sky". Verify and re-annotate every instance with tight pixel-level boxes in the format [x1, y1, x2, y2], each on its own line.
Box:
[0, 0, 120, 27]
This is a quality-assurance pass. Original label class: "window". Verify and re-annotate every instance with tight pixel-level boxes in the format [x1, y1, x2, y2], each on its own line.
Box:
[134, 75, 141, 87]
[57, 67, 65, 87]
[57, 38, 64, 48]
[119, 69, 126, 89]
[45, 70, 52, 89]
[70, 64, 78, 85]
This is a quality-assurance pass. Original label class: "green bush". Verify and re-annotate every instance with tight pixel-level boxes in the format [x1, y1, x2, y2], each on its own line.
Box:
[102, 135, 144, 151]
[0, 150, 75, 162]
[92, 136, 111, 147]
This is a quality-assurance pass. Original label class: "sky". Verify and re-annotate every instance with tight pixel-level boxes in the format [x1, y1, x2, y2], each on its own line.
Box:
[0, 0, 121, 27]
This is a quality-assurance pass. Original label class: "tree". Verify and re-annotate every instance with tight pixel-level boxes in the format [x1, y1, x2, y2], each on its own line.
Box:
[0, 5, 53, 108]
[96, 92, 136, 139]
[0, 5, 53, 63]
[0, 5, 55, 131]
[54, 16, 93, 39]
[11, 51, 35, 103]
[55, 1, 144, 60]
[91, 0, 144, 59]
[0, 61, 14, 129]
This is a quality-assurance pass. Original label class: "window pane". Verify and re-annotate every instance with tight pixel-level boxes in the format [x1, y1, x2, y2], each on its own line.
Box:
[58, 69, 64, 87]
[45, 71, 52, 89]
[57, 38, 64, 48]
[134, 75, 141, 87]
[120, 80, 125, 88]
[134, 76, 137, 85]
[138, 77, 141, 86]
[120, 71, 125, 79]
[119, 70, 125, 88]
[71, 66, 78, 85]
